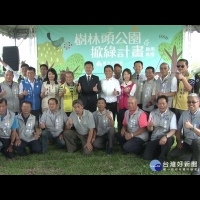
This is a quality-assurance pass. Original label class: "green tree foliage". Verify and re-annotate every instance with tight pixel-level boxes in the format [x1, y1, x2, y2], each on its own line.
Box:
[65, 54, 85, 79]
[158, 31, 183, 72]
[37, 42, 65, 73]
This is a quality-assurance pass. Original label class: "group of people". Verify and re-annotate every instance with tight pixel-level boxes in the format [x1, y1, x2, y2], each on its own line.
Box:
[0, 57, 200, 175]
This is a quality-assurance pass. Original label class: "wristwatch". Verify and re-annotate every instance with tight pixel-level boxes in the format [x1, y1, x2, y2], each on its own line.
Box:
[165, 134, 168, 139]
[190, 126, 194, 131]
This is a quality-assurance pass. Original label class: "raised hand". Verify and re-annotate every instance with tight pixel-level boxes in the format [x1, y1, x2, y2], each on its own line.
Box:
[67, 117, 73, 126]
[0, 88, 6, 96]
[184, 119, 193, 129]
[43, 87, 47, 93]
[77, 83, 81, 92]
[176, 72, 184, 80]
[124, 87, 130, 93]
[106, 109, 112, 120]
[113, 88, 118, 96]
[23, 90, 28, 96]
[148, 118, 154, 127]
[93, 84, 98, 92]
[62, 87, 66, 95]
[157, 91, 162, 96]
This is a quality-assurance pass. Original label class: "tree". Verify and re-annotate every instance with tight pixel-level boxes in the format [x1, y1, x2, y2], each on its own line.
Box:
[158, 31, 183, 72]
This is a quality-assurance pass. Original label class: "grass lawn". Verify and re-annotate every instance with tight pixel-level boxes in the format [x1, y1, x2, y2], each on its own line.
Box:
[0, 139, 191, 175]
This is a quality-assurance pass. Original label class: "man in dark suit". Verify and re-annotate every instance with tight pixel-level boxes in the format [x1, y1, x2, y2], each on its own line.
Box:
[77, 61, 101, 112]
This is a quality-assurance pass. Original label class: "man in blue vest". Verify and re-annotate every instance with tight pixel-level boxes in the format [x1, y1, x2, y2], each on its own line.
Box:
[19, 67, 42, 124]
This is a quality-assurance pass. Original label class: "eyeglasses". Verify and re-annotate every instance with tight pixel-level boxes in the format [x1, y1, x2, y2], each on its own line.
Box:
[187, 101, 199, 104]
[177, 65, 185, 68]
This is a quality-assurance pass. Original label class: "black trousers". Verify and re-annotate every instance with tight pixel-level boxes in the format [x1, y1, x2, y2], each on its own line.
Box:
[31, 109, 40, 125]
[93, 128, 115, 149]
[0, 138, 15, 159]
[170, 139, 200, 167]
[115, 132, 145, 155]
[106, 102, 117, 122]
[117, 108, 127, 133]
[143, 137, 174, 163]
[84, 99, 97, 113]
[14, 139, 42, 156]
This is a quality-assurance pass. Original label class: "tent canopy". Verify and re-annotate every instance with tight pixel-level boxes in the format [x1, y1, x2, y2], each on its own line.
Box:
[0, 25, 199, 40]
[0, 25, 36, 40]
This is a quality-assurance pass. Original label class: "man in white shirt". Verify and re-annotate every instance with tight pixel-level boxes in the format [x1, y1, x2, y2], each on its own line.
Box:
[100, 65, 121, 122]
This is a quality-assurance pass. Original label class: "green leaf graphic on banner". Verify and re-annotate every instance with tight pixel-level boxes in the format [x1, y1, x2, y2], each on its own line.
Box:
[37, 42, 65, 73]
[158, 31, 183, 73]
[65, 54, 85, 80]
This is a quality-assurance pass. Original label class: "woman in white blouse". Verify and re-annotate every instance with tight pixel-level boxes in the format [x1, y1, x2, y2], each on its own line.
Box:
[100, 65, 121, 122]
[40, 68, 60, 112]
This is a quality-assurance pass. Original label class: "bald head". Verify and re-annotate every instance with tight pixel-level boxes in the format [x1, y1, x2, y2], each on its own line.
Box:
[127, 97, 138, 111]
[128, 96, 137, 103]
[4, 70, 14, 83]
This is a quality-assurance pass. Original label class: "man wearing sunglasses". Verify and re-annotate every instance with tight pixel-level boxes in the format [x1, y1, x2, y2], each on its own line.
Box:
[172, 59, 195, 121]
[170, 93, 200, 175]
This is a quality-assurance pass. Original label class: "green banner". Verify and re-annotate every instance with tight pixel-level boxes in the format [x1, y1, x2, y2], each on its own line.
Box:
[36, 25, 183, 79]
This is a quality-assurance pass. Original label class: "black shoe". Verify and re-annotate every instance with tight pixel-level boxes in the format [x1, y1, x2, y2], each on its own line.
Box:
[107, 147, 113, 155]
[191, 168, 200, 175]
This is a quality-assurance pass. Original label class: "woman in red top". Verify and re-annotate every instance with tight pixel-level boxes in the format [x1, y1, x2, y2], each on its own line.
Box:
[117, 68, 136, 132]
